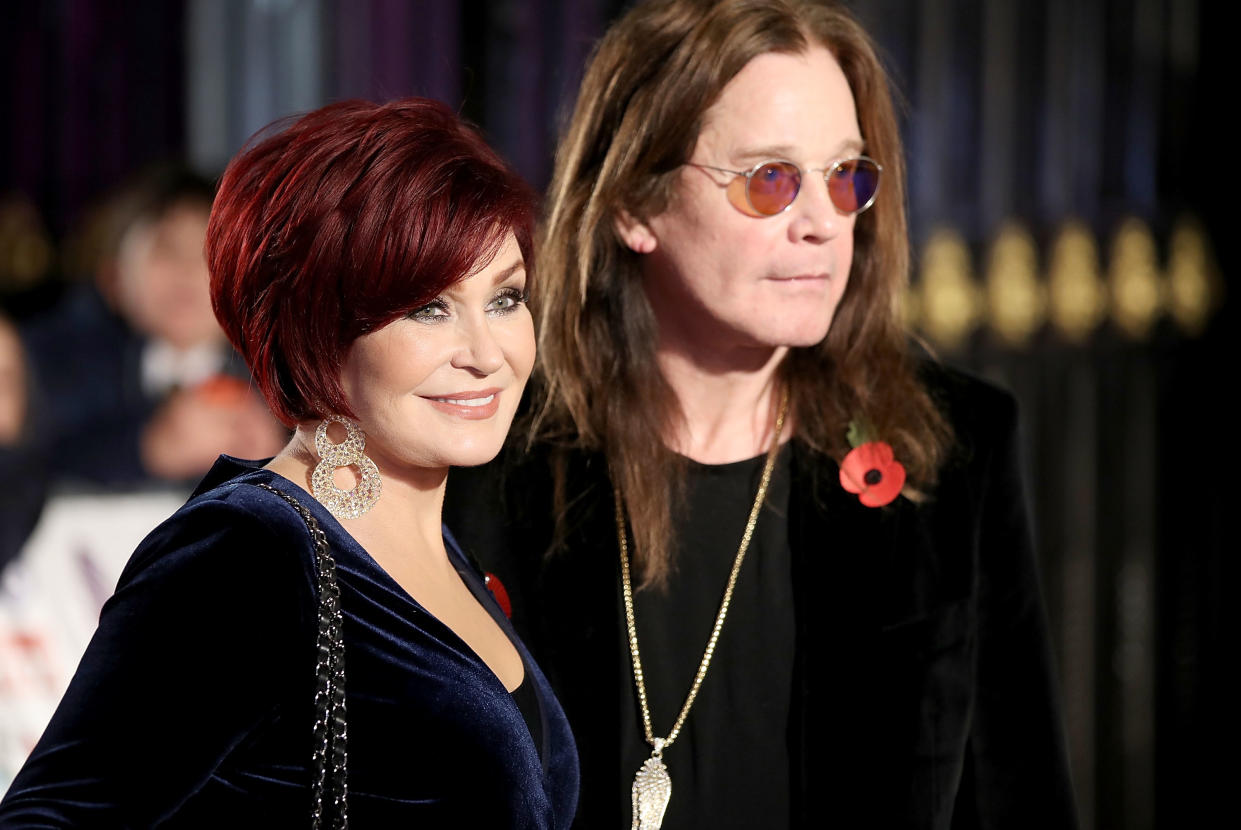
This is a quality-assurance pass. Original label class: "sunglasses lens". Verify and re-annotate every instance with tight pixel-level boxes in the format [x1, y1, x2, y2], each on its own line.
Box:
[747, 162, 801, 215]
[828, 158, 881, 214]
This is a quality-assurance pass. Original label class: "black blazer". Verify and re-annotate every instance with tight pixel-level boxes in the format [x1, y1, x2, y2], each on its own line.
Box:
[445, 365, 1078, 829]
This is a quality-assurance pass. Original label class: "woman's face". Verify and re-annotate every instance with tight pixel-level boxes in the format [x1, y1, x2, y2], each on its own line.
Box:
[338, 232, 534, 474]
[623, 46, 862, 359]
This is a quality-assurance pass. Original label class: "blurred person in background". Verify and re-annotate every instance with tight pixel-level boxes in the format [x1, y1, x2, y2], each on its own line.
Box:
[446, 0, 1077, 827]
[0, 313, 47, 570]
[20, 164, 284, 487]
[0, 313, 26, 450]
[0, 97, 578, 827]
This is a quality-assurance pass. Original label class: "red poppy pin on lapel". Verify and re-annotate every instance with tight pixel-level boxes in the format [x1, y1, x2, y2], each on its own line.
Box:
[839, 421, 906, 507]
[484, 572, 513, 619]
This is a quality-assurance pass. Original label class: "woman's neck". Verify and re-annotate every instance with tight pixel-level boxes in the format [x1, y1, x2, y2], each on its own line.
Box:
[265, 426, 451, 571]
[656, 339, 788, 465]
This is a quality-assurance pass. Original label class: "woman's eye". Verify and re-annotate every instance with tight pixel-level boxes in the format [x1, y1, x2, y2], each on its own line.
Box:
[488, 287, 528, 314]
[408, 299, 449, 321]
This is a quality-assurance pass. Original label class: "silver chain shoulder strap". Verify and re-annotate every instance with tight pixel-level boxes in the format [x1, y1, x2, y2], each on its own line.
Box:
[256, 482, 349, 830]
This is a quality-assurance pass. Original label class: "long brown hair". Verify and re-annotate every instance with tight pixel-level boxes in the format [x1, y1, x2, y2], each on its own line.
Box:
[533, 0, 950, 586]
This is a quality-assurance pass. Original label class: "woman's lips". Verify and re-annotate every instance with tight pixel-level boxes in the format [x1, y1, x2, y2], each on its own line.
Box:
[422, 389, 502, 419]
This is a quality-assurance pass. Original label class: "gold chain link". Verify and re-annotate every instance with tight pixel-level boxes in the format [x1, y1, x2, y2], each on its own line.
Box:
[616, 388, 790, 754]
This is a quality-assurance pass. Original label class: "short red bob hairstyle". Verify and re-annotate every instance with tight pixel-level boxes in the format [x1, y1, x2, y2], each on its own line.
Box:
[207, 97, 534, 427]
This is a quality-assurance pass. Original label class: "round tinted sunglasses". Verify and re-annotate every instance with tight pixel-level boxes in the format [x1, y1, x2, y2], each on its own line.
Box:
[685, 156, 883, 217]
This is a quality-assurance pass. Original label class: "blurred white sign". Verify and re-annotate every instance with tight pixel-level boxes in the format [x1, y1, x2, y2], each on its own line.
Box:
[0, 490, 186, 792]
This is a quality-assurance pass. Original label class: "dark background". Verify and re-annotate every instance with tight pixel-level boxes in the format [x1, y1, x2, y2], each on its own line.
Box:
[1, 2, 1232, 827]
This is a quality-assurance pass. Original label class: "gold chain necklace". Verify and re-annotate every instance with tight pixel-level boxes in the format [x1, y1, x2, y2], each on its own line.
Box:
[615, 389, 790, 830]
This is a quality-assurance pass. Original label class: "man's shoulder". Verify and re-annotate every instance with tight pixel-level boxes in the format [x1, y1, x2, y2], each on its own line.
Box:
[918, 360, 1016, 420]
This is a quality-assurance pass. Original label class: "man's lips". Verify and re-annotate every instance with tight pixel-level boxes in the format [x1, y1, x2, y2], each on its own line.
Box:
[767, 272, 831, 282]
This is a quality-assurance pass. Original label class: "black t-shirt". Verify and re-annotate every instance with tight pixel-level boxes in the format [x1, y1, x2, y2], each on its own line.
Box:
[618, 445, 794, 828]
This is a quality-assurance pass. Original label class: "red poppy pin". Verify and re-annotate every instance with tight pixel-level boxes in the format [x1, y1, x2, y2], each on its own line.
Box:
[839, 421, 906, 507]
[484, 572, 513, 619]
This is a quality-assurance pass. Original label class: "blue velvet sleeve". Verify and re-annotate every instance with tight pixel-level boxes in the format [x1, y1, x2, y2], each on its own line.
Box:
[0, 493, 317, 827]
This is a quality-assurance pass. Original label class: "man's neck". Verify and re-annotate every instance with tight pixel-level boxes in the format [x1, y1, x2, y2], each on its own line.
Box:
[655, 339, 788, 464]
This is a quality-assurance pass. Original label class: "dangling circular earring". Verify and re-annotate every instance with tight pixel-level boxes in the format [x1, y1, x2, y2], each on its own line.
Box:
[311, 417, 381, 519]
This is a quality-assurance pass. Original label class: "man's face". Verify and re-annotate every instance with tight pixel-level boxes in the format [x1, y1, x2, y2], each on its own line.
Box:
[624, 46, 864, 362]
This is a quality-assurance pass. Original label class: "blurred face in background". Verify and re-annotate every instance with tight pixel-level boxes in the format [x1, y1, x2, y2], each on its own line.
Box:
[115, 200, 222, 350]
[0, 318, 26, 444]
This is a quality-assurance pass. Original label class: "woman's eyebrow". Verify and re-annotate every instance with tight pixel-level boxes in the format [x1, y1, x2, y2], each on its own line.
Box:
[490, 259, 526, 285]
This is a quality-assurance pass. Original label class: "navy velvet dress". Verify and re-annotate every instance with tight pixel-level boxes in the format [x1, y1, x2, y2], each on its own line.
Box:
[0, 457, 579, 827]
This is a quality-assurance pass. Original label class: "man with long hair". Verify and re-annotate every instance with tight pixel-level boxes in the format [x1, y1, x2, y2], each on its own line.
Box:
[448, 1, 1077, 826]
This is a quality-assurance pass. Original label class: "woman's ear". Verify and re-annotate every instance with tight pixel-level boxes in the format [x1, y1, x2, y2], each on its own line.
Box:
[614, 209, 657, 254]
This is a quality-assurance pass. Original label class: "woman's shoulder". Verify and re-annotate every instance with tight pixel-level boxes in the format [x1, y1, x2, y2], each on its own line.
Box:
[116, 457, 318, 594]
[182, 457, 320, 540]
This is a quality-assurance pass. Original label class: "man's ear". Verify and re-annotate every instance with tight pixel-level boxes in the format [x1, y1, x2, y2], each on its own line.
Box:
[614, 209, 657, 254]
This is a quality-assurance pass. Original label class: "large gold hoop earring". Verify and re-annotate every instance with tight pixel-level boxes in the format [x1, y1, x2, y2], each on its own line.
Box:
[311, 417, 381, 519]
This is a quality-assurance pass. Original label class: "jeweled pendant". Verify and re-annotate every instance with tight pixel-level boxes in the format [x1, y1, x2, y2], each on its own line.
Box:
[631, 749, 671, 830]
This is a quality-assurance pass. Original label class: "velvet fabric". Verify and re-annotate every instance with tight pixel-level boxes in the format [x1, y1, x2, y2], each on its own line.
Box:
[0, 457, 579, 827]
[444, 364, 1078, 828]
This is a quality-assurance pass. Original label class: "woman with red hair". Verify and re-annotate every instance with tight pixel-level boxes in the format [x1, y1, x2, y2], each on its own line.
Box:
[0, 98, 578, 827]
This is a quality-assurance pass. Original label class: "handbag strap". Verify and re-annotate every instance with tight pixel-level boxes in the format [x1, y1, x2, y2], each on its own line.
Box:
[257, 482, 349, 830]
